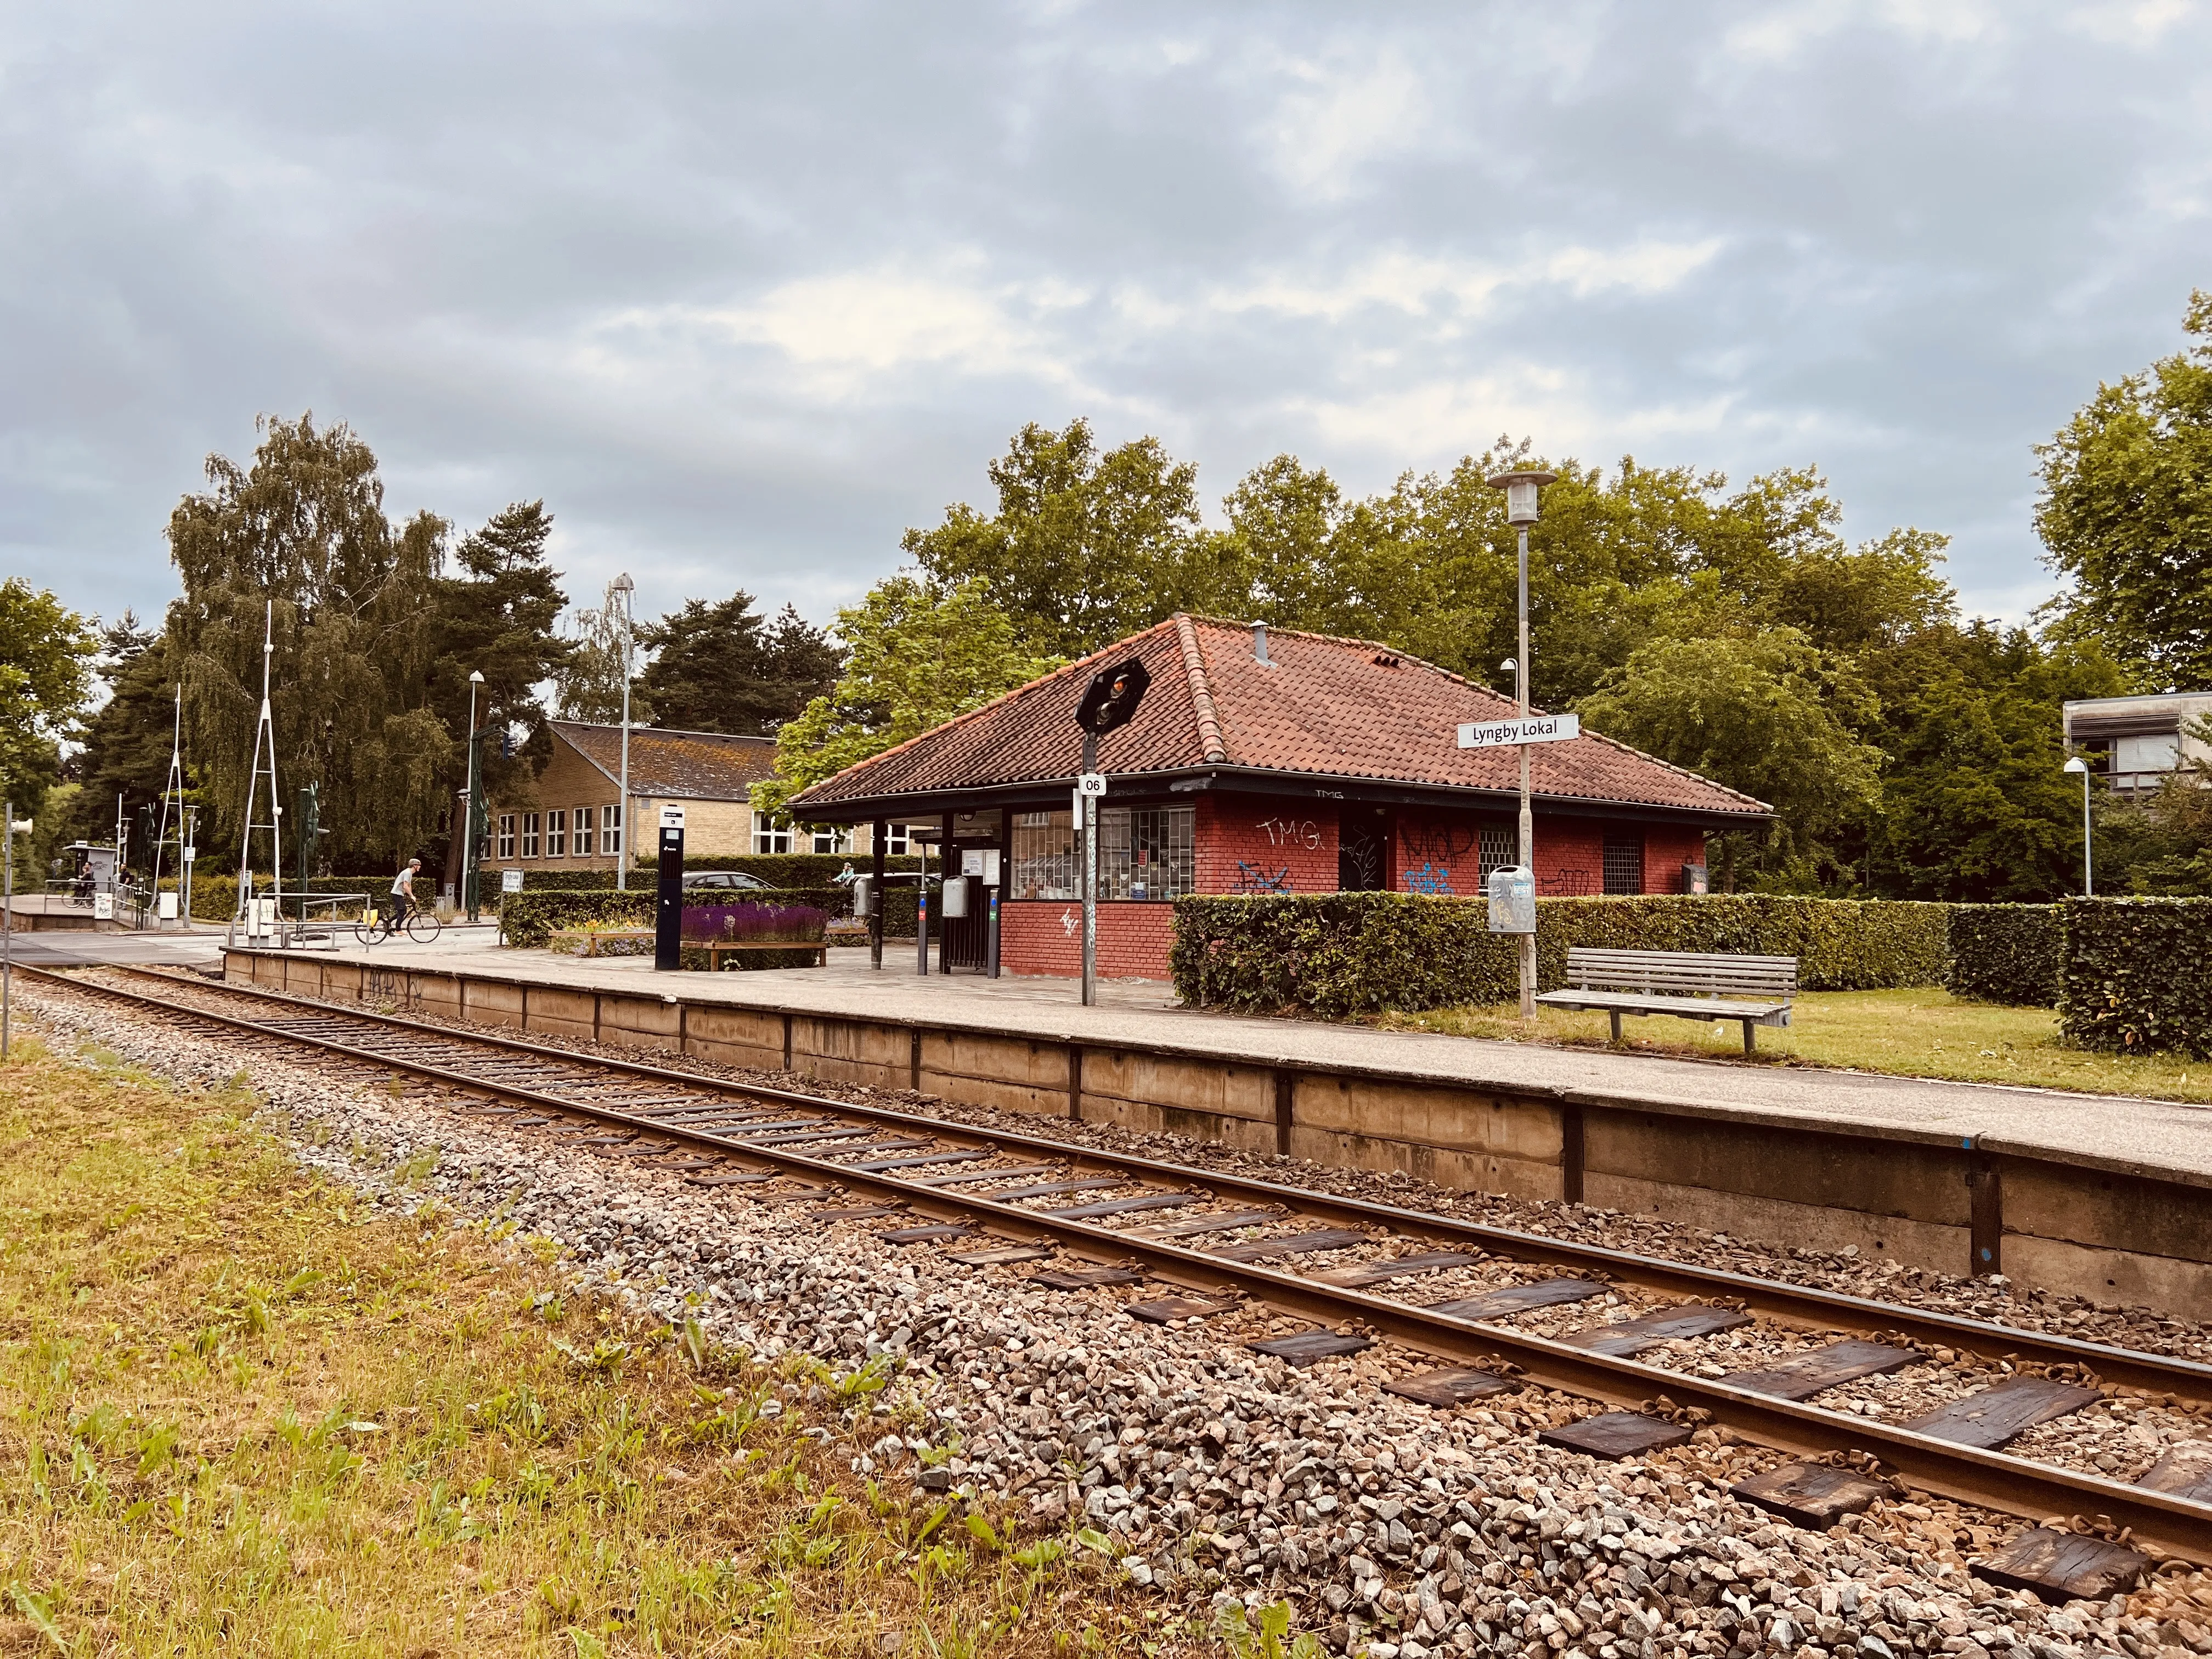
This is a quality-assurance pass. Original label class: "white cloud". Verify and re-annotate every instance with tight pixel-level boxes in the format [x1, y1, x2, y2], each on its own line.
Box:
[1251, 44, 1431, 199]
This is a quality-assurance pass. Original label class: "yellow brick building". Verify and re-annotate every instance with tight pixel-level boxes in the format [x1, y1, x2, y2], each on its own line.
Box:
[483, 721, 912, 881]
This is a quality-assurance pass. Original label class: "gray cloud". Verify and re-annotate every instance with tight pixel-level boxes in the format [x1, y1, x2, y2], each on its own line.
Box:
[3, 0, 2207, 633]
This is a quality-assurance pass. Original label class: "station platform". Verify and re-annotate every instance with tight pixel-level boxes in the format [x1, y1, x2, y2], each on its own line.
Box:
[213, 934, 2212, 1317]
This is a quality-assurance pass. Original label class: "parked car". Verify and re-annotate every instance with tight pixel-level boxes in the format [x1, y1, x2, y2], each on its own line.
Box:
[684, 871, 775, 891]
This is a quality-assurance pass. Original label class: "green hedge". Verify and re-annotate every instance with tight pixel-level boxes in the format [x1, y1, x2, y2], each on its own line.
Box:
[499, 887, 848, 950]
[515, 854, 929, 890]
[2058, 897, 2212, 1056]
[1170, 893, 1951, 1019]
[1945, 905, 2062, 1007]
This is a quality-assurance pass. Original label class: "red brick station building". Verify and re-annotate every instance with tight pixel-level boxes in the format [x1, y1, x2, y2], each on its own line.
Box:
[787, 616, 1767, 980]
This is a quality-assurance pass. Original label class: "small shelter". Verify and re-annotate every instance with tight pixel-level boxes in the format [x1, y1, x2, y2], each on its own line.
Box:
[787, 616, 1769, 980]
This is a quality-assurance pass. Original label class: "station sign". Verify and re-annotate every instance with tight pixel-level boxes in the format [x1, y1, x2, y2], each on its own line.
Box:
[1456, 713, 1581, 751]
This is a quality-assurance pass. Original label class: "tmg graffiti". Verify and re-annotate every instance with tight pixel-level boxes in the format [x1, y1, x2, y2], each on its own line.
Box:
[1401, 863, 1456, 895]
[1232, 861, 1294, 894]
[1255, 817, 1322, 849]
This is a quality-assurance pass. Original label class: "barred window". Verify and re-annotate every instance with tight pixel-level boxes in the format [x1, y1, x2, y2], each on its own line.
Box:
[1010, 805, 1194, 901]
[1478, 825, 1515, 880]
[1010, 811, 1077, 900]
[1602, 832, 1644, 896]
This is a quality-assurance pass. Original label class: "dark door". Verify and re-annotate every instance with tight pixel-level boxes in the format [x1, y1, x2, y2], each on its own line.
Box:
[1338, 810, 1391, 891]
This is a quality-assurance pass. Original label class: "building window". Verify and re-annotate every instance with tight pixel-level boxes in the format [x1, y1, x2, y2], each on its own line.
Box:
[1011, 811, 1077, 899]
[754, 821, 793, 854]
[811, 826, 848, 855]
[1602, 832, 1644, 896]
[1010, 806, 1194, 901]
[497, 814, 515, 860]
[522, 812, 540, 859]
[884, 823, 911, 856]
[1478, 825, 1515, 880]
[546, 809, 565, 858]
[573, 805, 594, 855]
[601, 805, 620, 856]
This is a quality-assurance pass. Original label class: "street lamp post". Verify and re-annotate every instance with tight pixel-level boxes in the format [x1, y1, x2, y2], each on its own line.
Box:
[2063, 755, 2093, 896]
[463, 669, 485, 921]
[611, 573, 636, 893]
[1485, 468, 1559, 1019]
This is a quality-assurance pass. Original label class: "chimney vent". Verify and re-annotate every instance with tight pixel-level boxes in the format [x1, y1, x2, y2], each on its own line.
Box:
[1253, 622, 1271, 665]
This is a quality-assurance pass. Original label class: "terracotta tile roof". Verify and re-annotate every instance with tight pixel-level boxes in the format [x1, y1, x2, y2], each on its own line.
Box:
[552, 720, 778, 801]
[787, 616, 1768, 820]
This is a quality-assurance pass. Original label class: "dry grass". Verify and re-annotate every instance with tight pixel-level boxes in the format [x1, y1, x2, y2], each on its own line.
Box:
[1374, 988, 2212, 1103]
[0, 1030, 1197, 1656]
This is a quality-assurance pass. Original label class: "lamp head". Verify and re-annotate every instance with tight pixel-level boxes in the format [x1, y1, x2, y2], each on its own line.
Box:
[469, 669, 485, 684]
[2063, 756, 2089, 775]
[1485, 469, 1560, 526]
[610, 572, 635, 596]
[1499, 658, 1517, 674]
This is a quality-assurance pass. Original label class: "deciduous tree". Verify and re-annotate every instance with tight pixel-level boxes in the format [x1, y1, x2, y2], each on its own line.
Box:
[751, 577, 1061, 825]
[2037, 290, 2212, 686]
[167, 414, 449, 874]
[0, 577, 99, 885]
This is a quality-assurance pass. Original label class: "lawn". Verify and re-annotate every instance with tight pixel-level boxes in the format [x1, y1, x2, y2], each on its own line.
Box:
[0, 1032, 1164, 1656]
[1373, 987, 2212, 1104]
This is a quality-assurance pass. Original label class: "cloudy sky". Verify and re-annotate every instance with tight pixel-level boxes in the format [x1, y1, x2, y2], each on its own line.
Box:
[4, 1, 2207, 638]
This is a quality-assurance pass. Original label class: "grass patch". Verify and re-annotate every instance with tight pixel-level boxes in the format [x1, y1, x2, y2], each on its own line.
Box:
[1374, 987, 2212, 1103]
[0, 1030, 1170, 1655]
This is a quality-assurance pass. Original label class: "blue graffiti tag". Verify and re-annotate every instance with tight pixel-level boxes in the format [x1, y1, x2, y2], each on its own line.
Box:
[1401, 863, 1455, 895]
[1232, 861, 1294, 894]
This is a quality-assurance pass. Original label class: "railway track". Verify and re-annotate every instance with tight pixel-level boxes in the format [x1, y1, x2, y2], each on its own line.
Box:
[24, 960, 2212, 1586]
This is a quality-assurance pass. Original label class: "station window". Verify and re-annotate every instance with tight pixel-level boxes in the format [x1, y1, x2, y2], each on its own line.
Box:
[811, 826, 849, 855]
[601, 805, 620, 856]
[522, 812, 540, 859]
[545, 809, 565, 858]
[497, 814, 515, 860]
[884, 823, 911, 856]
[573, 805, 594, 855]
[1477, 825, 1515, 880]
[754, 821, 793, 855]
[1601, 832, 1644, 896]
[1010, 806, 1194, 901]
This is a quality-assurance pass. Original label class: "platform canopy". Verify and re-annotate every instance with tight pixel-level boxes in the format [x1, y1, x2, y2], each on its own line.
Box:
[788, 615, 1768, 830]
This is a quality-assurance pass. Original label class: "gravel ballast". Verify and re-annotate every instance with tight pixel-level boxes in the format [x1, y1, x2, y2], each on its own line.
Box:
[20, 975, 2212, 1659]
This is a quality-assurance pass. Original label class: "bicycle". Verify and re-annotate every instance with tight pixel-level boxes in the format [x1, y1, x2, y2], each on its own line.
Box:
[353, 905, 443, 945]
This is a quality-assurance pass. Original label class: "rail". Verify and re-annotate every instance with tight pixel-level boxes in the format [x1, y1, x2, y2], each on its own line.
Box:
[20, 960, 2212, 1568]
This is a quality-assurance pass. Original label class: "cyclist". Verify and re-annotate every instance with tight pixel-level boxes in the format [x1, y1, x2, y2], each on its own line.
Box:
[388, 857, 421, 933]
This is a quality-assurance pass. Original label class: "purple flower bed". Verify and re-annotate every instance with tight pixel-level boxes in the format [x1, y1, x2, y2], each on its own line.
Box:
[680, 899, 830, 945]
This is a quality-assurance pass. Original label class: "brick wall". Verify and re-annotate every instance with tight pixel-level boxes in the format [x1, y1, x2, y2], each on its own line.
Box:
[1196, 795, 1339, 896]
[1643, 825, 1707, 894]
[1001, 900, 1176, 979]
[1392, 808, 1505, 898]
[1535, 818, 1606, 896]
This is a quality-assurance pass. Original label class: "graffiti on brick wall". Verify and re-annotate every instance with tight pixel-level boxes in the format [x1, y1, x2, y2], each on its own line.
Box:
[1402, 862, 1455, 895]
[1339, 825, 1384, 891]
[1060, 907, 1079, 938]
[1399, 821, 1477, 863]
[1232, 861, 1294, 894]
[1255, 817, 1322, 849]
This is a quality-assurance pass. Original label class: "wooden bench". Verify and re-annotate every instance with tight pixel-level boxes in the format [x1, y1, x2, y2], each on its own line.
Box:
[1536, 947, 1798, 1053]
[703, 939, 827, 969]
